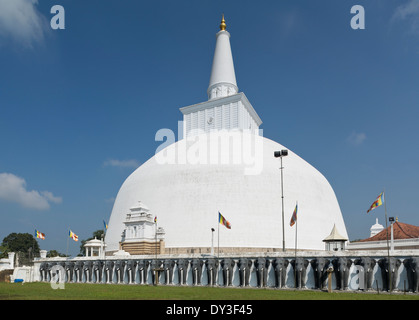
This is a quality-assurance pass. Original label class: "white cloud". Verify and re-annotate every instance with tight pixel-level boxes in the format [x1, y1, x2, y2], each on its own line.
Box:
[103, 159, 140, 169]
[0, 0, 49, 48]
[347, 132, 366, 146]
[392, 0, 419, 33]
[40, 191, 62, 204]
[0, 173, 62, 210]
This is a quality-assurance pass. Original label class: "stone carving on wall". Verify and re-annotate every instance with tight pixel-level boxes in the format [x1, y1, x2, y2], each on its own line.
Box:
[104, 261, 114, 284]
[254, 258, 270, 288]
[65, 261, 75, 283]
[378, 257, 401, 292]
[136, 260, 148, 284]
[221, 259, 235, 286]
[125, 260, 136, 284]
[149, 259, 162, 285]
[191, 259, 204, 286]
[163, 259, 175, 285]
[403, 257, 419, 293]
[291, 258, 309, 289]
[35, 254, 419, 292]
[311, 258, 330, 290]
[332, 257, 352, 290]
[354, 257, 376, 291]
[237, 258, 252, 287]
[92, 260, 103, 283]
[74, 261, 83, 283]
[205, 258, 219, 286]
[177, 259, 189, 285]
[272, 258, 289, 288]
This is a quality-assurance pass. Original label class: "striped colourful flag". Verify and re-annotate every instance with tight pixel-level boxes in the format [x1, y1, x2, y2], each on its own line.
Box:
[290, 203, 298, 227]
[367, 192, 384, 213]
[154, 216, 157, 223]
[69, 230, 79, 242]
[103, 220, 108, 230]
[35, 229, 45, 240]
[219, 212, 231, 229]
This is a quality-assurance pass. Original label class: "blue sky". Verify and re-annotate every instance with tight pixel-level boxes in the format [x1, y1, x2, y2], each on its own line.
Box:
[0, 0, 418, 256]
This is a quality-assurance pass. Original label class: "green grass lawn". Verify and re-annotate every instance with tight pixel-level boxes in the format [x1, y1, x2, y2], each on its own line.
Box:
[0, 282, 418, 300]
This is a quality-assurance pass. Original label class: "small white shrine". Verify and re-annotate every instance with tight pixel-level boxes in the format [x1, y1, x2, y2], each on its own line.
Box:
[119, 201, 165, 255]
[84, 237, 106, 258]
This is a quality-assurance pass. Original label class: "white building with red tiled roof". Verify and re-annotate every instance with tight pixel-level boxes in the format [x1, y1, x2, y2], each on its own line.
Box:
[348, 219, 419, 251]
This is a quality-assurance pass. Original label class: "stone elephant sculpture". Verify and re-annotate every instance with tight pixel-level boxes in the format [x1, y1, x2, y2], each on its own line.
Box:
[403, 257, 419, 293]
[136, 260, 149, 284]
[378, 257, 401, 292]
[205, 259, 219, 286]
[310, 258, 330, 290]
[254, 258, 270, 288]
[150, 259, 163, 285]
[191, 259, 204, 286]
[272, 258, 289, 288]
[74, 261, 84, 283]
[104, 260, 114, 284]
[39, 262, 47, 282]
[91, 260, 102, 283]
[113, 260, 125, 283]
[176, 259, 189, 285]
[163, 259, 175, 285]
[125, 260, 136, 284]
[291, 258, 309, 289]
[221, 259, 235, 286]
[332, 257, 352, 290]
[237, 258, 252, 287]
[83, 260, 93, 283]
[354, 257, 376, 291]
[65, 261, 75, 283]
[46, 262, 56, 282]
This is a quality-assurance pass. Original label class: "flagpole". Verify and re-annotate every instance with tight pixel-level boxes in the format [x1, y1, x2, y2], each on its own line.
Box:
[295, 202, 298, 258]
[66, 227, 69, 257]
[218, 214, 220, 258]
[294, 201, 298, 288]
[383, 190, 392, 292]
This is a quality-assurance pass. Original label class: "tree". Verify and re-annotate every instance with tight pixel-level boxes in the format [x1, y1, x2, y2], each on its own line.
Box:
[47, 250, 67, 257]
[1, 233, 41, 265]
[79, 229, 105, 256]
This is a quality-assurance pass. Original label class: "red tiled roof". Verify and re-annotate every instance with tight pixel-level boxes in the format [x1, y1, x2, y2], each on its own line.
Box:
[358, 221, 419, 242]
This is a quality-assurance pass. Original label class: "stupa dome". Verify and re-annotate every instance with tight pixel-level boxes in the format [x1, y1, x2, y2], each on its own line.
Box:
[104, 16, 348, 254]
[105, 130, 348, 253]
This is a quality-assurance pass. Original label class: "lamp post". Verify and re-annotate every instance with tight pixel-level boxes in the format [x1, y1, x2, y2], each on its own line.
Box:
[389, 217, 395, 252]
[274, 149, 288, 252]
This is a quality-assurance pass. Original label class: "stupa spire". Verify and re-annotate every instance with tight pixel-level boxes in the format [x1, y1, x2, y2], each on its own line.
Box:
[220, 14, 226, 31]
[207, 15, 238, 100]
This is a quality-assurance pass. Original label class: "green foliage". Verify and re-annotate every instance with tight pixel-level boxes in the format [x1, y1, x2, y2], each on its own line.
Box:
[0, 233, 40, 261]
[47, 250, 67, 258]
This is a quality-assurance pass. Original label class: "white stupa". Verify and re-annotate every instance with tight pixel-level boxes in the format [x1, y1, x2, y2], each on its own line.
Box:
[369, 218, 384, 238]
[105, 16, 348, 254]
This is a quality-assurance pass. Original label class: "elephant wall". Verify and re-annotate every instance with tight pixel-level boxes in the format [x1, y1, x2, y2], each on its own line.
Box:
[32, 252, 419, 293]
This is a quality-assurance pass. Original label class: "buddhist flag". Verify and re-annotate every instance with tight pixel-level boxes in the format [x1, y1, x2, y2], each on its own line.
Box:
[367, 192, 384, 213]
[290, 203, 298, 227]
[69, 230, 79, 242]
[35, 229, 45, 240]
[154, 216, 157, 223]
[219, 212, 231, 229]
[103, 220, 108, 230]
